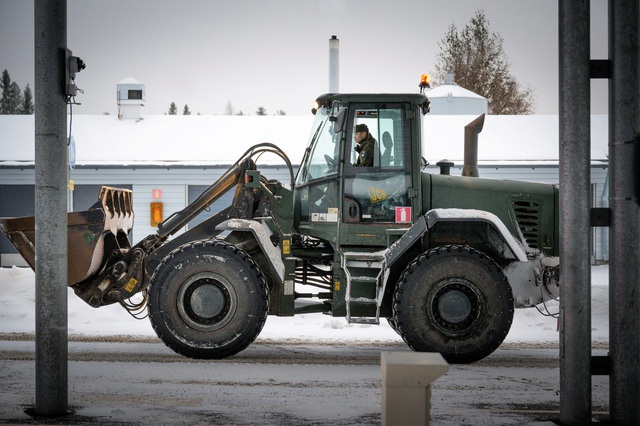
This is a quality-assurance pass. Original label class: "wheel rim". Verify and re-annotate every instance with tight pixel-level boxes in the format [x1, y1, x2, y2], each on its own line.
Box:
[428, 278, 483, 335]
[177, 272, 237, 332]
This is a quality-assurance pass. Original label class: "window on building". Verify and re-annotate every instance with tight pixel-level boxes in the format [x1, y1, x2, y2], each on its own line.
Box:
[128, 90, 143, 100]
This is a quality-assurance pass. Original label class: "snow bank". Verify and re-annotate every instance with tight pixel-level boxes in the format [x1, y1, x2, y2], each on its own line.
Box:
[0, 265, 609, 344]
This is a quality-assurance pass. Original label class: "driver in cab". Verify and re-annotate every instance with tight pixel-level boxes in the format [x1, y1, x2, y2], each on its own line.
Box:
[353, 123, 375, 167]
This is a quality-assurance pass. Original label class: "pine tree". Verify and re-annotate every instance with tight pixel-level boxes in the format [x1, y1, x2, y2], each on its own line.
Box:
[183, 104, 191, 115]
[0, 69, 19, 114]
[0, 69, 10, 114]
[224, 99, 234, 115]
[168, 102, 177, 115]
[19, 84, 34, 114]
[255, 106, 267, 116]
[434, 10, 534, 115]
[6, 82, 21, 114]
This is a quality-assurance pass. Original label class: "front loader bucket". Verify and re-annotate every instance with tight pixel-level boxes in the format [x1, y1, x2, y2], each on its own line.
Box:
[0, 187, 134, 286]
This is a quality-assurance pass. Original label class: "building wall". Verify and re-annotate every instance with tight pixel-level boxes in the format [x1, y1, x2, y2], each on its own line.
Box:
[0, 165, 295, 265]
[428, 96, 488, 115]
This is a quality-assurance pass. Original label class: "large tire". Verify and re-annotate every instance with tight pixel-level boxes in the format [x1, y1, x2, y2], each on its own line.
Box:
[386, 317, 401, 335]
[393, 245, 514, 364]
[147, 240, 269, 359]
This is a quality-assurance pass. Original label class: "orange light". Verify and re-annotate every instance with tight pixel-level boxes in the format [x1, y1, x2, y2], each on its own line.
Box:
[150, 202, 163, 227]
[419, 74, 431, 93]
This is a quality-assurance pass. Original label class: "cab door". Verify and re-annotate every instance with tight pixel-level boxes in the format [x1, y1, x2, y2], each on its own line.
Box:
[294, 105, 343, 243]
[340, 103, 416, 247]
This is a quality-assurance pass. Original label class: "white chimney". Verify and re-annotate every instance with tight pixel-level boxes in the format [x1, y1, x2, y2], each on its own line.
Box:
[329, 35, 339, 93]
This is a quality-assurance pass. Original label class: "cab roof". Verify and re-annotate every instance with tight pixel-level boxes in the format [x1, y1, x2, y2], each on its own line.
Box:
[315, 93, 429, 108]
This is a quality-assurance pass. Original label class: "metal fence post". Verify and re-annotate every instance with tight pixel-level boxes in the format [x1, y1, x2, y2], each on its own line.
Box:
[608, 0, 640, 423]
[558, 0, 592, 423]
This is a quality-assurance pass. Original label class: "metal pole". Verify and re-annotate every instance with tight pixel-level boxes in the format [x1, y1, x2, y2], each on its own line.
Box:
[591, 183, 596, 265]
[609, 0, 640, 423]
[558, 0, 592, 423]
[34, 0, 68, 415]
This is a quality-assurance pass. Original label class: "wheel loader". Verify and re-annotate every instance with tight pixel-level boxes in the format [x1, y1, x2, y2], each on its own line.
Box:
[0, 92, 560, 364]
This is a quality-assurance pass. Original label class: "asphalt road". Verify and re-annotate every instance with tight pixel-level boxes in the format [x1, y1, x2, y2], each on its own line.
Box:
[0, 336, 610, 425]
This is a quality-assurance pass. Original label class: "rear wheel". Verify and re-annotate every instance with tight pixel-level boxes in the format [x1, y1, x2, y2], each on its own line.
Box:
[386, 317, 401, 335]
[148, 240, 269, 359]
[393, 245, 514, 364]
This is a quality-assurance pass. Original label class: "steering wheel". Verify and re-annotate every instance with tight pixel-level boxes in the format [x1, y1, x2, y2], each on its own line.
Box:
[380, 182, 408, 212]
[324, 154, 338, 171]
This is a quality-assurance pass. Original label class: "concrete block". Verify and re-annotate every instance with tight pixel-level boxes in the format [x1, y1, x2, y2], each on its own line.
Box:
[381, 352, 449, 426]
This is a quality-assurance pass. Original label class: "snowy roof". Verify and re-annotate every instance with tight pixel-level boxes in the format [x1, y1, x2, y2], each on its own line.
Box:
[0, 115, 315, 167]
[423, 114, 609, 165]
[0, 114, 609, 167]
[117, 77, 143, 85]
[427, 83, 487, 100]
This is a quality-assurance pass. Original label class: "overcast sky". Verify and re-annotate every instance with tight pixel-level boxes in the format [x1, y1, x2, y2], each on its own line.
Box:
[1, 0, 609, 116]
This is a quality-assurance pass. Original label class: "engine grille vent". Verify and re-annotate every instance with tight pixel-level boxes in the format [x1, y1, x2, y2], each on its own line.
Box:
[512, 200, 540, 249]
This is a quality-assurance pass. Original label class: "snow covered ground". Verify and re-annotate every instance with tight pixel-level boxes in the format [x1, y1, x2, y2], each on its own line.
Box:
[0, 265, 610, 344]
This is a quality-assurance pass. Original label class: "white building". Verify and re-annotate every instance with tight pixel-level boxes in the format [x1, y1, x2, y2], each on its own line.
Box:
[427, 74, 488, 115]
[0, 112, 609, 266]
[116, 77, 145, 120]
[0, 78, 610, 265]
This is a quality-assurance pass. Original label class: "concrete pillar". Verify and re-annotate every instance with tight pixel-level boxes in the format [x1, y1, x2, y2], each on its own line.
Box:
[34, 0, 69, 415]
[381, 352, 449, 426]
[608, 0, 640, 423]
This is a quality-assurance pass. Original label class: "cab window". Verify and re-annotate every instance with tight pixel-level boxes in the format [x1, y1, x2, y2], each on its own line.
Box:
[296, 106, 343, 222]
[343, 105, 413, 223]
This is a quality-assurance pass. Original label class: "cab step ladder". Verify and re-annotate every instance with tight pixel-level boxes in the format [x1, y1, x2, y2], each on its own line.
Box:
[341, 251, 387, 325]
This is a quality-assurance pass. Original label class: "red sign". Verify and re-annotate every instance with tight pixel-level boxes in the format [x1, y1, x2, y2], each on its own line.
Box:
[395, 207, 411, 223]
[152, 189, 162, 199]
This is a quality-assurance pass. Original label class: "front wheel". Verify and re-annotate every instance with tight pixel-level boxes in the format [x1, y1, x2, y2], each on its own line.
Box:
[148, 240, 269, 359]
[393, 245, 514, 364]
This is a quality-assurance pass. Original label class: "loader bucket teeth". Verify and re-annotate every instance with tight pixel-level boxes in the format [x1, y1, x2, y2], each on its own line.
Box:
[100, 186, 134, 237]
[0, 186, 134, 286]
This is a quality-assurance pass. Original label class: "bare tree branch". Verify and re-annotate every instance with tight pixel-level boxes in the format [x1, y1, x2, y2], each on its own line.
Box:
[434, 10, 535, 115]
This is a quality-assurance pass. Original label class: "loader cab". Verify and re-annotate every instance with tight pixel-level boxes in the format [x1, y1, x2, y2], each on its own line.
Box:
[295, 94, 427, 247]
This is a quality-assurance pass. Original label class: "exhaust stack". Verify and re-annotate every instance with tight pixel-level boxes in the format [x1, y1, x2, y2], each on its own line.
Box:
[329, 35, 339, 93]
[462, 114, 485, 177]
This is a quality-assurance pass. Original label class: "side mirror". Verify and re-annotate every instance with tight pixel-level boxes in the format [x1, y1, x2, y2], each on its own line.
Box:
[420, 100, 431, 115]
[421, 157, 429, 171]
[330, 108, 347, 133]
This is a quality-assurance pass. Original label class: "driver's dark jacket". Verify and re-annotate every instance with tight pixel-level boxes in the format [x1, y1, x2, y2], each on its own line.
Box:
[355, 134, 376, 167]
